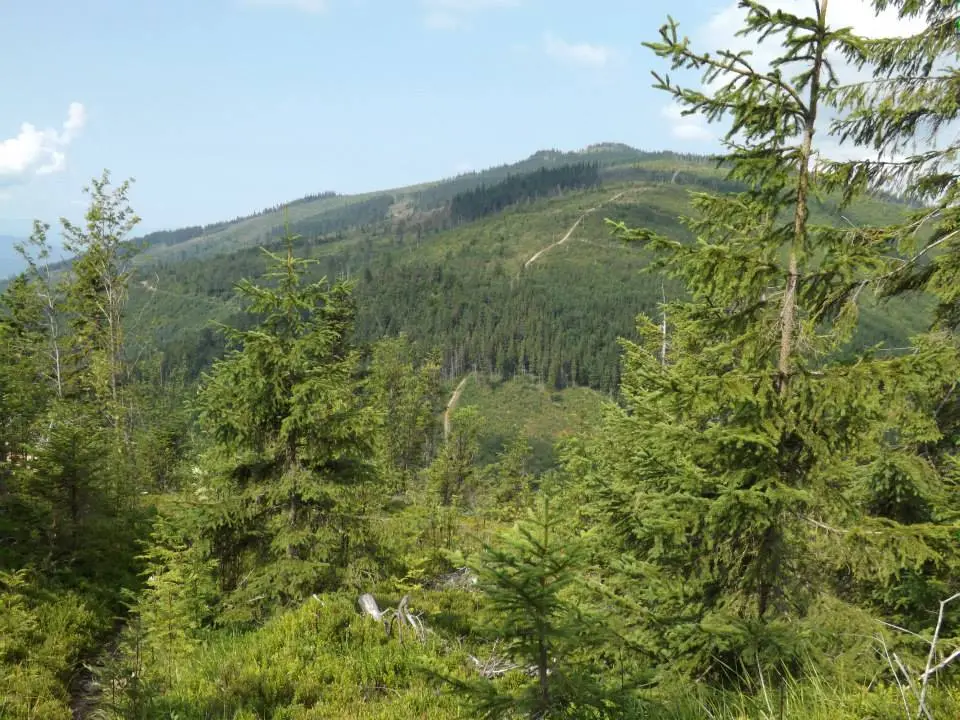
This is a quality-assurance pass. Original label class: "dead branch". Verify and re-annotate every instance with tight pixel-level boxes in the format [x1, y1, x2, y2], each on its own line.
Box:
[876, 590, 960, 720]
[918, 592, 960, 713]
[468, 641, 520, 678]
[358, 593, 428, 643]
[358, 592, 392, 635]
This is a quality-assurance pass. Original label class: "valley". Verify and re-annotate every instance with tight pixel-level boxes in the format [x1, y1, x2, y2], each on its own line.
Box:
[3, 4, 960, 713]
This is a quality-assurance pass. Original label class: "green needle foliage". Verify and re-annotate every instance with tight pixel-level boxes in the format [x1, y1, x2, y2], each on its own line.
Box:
[564, 0, 960, 685]
[830, 1, 960, 332]
[193, 232, 378, 623]
[61, 171, 140, 434]
[829, 0, 960, 470]
[367, 334, 442, 493]
[461, 493, 615, 719]
[825, 0, 960, 640]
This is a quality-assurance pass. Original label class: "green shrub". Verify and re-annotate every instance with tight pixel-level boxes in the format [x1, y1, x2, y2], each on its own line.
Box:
[0, 570, 97, 720]
[100, 591, 486, 719]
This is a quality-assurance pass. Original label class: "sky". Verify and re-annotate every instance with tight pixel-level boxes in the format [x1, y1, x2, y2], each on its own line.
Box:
[0, 0, 920, 238]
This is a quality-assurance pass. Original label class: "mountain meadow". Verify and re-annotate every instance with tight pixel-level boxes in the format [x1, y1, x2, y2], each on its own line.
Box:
[2, 3, 960, 719]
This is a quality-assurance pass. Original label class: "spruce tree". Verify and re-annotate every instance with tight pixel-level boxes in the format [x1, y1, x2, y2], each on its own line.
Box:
[194, 233, 377, 621]
[830, 1, 960, 332]
[0, 271, 52, 565]
[367, 334, 441, 493]
[430, 405, 484, 507]
[825, 0, 960, 623]
[462, 494, 609, 719]
[489, 432, 534, 516]
[61, 170, 140, 433]
[828, 1, 960, 434]
[565, 0, 960, 683]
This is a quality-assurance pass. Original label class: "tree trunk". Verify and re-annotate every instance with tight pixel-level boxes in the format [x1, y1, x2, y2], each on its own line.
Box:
[778, 0, 828, 397]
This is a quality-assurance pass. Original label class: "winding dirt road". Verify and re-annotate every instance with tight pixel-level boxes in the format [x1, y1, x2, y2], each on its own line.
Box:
[444, 188, 645, 439]
[443, 374, 472, 440]
[523, 188, 638, 269]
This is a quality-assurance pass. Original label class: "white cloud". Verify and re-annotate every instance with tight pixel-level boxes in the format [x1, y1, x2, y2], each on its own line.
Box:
[61, 103, 86, 143]
[542, 32, 613, 69]
[0, 102, 87, 185]
[661, 1, 926, 148]
[662, 103, 712, 142]
[242, 0, 328, 12]
[421, 0, 518, 30]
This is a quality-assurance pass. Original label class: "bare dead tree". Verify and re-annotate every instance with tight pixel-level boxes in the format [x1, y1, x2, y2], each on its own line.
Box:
[878, 591, 960, 720]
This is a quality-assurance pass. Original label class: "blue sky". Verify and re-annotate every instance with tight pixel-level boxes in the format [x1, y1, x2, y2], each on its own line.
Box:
[0, 0, 908, 237]
[0, 0, 731, 235]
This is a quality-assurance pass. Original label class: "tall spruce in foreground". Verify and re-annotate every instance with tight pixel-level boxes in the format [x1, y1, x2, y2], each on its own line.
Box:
[61, 170, 140, 436]
[194, 234, 376, 623]
[831, 2, 960, 470]
[564, 0, 960, 683]
[825, 0, 960, 638]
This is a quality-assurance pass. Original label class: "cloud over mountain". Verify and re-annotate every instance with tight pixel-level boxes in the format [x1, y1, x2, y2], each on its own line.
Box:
[0, 102, 87, 185]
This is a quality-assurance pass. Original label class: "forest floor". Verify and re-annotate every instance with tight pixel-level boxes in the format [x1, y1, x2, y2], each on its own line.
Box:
[70, 617, 126, 720]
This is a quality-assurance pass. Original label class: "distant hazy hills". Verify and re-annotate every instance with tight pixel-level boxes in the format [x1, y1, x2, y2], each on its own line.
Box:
[0, 236, 27, 279]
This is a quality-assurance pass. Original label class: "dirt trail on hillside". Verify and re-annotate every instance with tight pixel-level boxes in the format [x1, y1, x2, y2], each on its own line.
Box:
[70, 617, 127, 720]
[443, 374, 472, 440]
[523, 188, 639, 269]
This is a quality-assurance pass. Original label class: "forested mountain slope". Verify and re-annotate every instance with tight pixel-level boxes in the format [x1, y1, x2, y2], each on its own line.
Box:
[129, 143, 685, 263]
[122, 145, 926, 393]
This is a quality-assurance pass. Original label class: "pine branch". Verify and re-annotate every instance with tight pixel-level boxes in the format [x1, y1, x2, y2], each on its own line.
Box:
[644, 17, 808, 113]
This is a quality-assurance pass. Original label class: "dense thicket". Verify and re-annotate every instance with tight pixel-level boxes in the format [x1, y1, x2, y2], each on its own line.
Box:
[0, 173, 175, 718]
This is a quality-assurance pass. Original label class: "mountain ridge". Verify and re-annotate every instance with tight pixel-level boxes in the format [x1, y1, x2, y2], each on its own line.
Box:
[2, 142, 923, 395]
[126, 142, 716, 263]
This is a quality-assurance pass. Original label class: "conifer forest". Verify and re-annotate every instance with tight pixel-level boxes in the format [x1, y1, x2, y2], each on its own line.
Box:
[2, 1, 960, 718]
